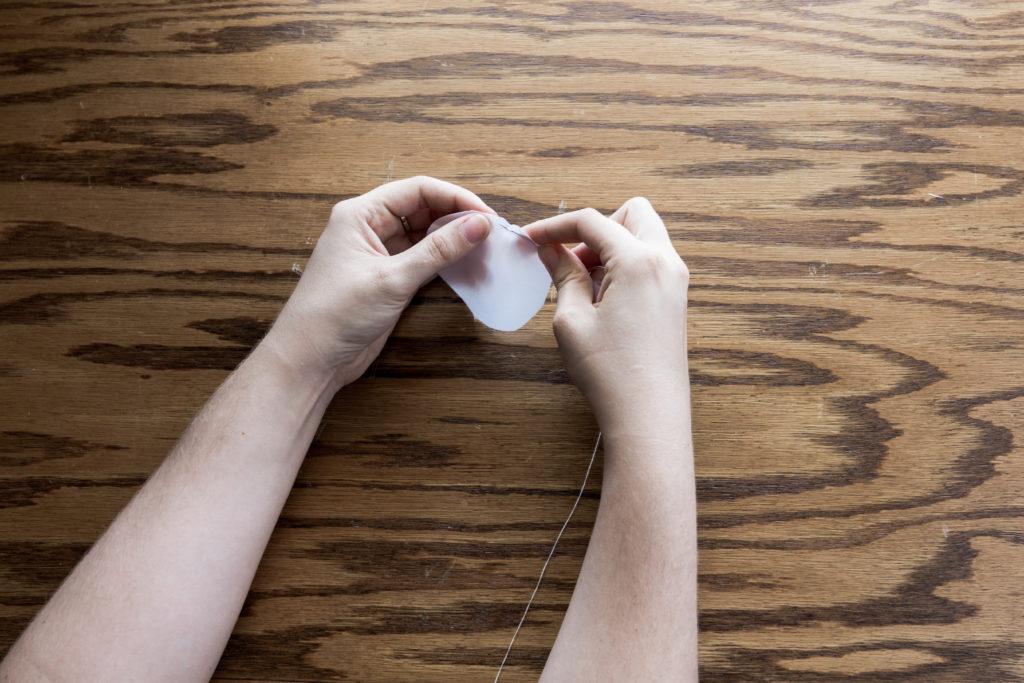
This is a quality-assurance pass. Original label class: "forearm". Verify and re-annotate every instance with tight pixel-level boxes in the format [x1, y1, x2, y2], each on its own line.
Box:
[1, 332, 335, 682]
[1, 177, 495, 682]
[541, 390, 698, 682]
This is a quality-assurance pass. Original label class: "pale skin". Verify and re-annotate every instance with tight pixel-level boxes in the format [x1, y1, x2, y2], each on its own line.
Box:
[0, 177, 696, 682]
[529, 204, 697, 681]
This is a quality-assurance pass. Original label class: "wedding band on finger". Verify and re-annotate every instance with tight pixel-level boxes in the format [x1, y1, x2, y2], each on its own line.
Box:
[400, 216, 412, 235]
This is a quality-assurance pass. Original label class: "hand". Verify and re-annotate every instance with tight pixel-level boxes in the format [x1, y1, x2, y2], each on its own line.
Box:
[264, 176, 494, 390]
[525, 198, 690, 436]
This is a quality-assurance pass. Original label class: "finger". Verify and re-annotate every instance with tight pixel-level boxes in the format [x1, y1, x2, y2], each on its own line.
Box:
[524, 208, 635, 262]
[392, 212, 491, 289]
[403, 205, 437, 233]
[353, 176, 495, 240]
[381, 209, 475, 256]
[607, 202, 639, 236]
[590, 266, 607, 303]
[608, 196, 673, 249]
[570, 242, 602, 270]
[537, 242, 596, 311]
[565, 244, 605, 300]
[377, 205, 436, 255]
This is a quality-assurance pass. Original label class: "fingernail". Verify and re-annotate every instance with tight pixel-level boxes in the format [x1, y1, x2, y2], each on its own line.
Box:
[537, 243, 558, 272]
[460, 214, 489, 243]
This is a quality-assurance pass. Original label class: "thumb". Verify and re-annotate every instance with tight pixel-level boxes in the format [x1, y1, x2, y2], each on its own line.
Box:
[537, 242, 594, 310]
[398, 213, 491, 287]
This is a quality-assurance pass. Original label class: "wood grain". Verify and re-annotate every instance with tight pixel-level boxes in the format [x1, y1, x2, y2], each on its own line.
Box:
[1, 1, 1023, 680]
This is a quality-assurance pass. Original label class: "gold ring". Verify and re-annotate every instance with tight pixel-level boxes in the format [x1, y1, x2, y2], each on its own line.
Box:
[400, 216, 411, 234]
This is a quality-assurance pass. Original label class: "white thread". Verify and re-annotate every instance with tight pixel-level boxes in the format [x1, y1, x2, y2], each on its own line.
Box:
[494, 431, 602, 682]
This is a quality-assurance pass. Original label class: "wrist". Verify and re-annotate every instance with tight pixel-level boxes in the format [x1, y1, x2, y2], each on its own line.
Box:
[596, 404, 692, 445]
[598, 412, 695, 486]
[586, 371, 691, 439]
[252, 326, 341, 401]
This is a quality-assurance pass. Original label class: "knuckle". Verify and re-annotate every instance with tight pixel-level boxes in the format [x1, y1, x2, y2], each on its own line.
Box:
[562, 269, 591, 291]
[630, 249, 663, 273]
[647, 253, 690, 285]
[626, 196, 652, 210]
[372, 263, 406, 297]
[620, 247, 684, 280]
[551, 307, 582, 336]
[425, 234, 460, 265]
[330, 199, 354, 221]
[551, 266, 585, 292]
[579, 207, 603, 221]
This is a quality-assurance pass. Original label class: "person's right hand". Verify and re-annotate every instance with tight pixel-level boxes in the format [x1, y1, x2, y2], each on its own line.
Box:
[524, 199, 690, 437]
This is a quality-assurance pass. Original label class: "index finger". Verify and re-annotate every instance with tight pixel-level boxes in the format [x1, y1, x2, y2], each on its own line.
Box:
[354, 176, 495, 240]
[524, 208, 636, 260]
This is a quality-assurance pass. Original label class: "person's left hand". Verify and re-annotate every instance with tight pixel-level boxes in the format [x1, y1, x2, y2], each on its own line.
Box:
[263, 176, 494, 390]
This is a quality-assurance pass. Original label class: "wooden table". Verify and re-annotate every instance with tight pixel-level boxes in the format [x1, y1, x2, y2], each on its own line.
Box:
[2, 1, 1023, 680]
